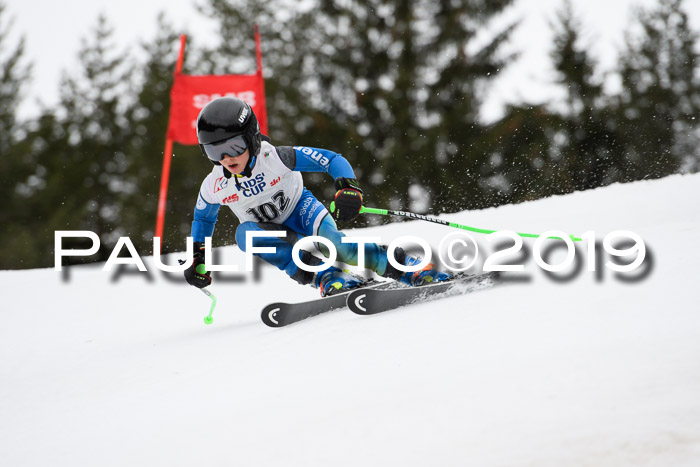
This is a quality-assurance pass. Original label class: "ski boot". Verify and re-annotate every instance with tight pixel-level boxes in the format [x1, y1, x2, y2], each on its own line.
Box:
[384, 247, 451, 286]
[314, 266, 366, 297]
[399, 256, 452, 286]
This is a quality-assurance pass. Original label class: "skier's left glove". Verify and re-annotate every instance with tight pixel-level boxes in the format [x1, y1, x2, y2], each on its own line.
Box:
[183, 242, 212, 288]
[331, 177, 363, 222]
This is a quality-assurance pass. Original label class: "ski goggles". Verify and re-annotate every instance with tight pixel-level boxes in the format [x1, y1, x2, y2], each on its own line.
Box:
[201, 135, 247, 162]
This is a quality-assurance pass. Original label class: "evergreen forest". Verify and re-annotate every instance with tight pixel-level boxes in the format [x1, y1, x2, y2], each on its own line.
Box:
[1, 0, 699, 269]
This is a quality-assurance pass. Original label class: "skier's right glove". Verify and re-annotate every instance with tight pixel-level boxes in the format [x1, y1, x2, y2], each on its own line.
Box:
[184, 242, 212, 288]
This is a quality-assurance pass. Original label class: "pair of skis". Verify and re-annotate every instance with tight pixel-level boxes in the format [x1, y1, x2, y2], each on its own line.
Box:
[261, 271, 498, 327]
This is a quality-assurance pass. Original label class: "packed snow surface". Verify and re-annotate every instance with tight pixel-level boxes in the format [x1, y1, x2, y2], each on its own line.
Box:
[1, 174, 699, 466]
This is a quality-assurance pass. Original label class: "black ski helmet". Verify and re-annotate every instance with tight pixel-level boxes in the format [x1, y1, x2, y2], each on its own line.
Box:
[196, 97, 262, 176]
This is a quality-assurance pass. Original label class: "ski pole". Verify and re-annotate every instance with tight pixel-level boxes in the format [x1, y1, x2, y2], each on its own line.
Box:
[179, 257, 218, 324]
[199, 287, 217, 325]
[359, 206, 582, 242]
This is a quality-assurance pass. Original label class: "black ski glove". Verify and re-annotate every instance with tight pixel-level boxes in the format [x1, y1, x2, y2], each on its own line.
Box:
[331, 177, 364, 222]
[183, 242, 212, 288]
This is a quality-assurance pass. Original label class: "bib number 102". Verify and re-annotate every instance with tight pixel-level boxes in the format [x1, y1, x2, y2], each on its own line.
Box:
[246, 190, 291, 223]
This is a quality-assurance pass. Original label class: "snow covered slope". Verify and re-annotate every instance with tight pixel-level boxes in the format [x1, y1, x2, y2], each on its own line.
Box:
[1, 174, 699, 466]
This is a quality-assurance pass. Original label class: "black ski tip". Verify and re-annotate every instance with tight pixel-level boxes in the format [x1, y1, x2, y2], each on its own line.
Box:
[261, 303, 285, 327]
[347, 288, 380, 315]
[347, 271, 500, 316]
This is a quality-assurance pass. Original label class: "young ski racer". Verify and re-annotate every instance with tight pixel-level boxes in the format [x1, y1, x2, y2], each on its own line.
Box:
[183, 97, 450, 296]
